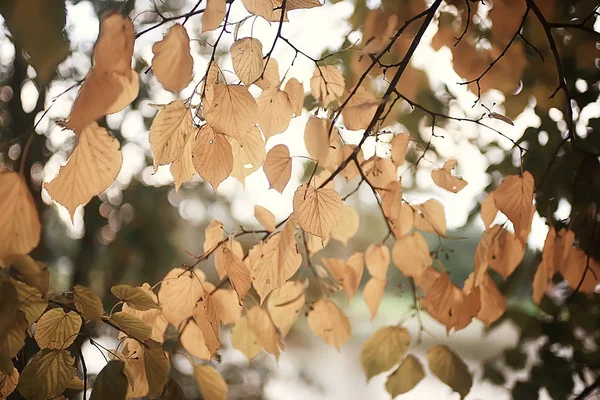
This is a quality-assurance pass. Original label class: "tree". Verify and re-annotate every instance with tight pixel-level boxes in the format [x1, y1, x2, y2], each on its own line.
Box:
[0, 0, 598, 399]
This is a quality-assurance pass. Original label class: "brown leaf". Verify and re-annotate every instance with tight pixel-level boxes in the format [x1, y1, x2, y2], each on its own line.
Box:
[392, 232, 431, 278]
[480, 193, 498, 229]
[363, 156, 397, 190]
[264, 144, 292, 193]
[390, 133, 410, 166]
[257, 88, 294, 139]
[192, 124, 233, 190]
[255, 205, 276, 231]
[339, 145, 364, 181]
[180, 320, 211, 360]
[204, 220, 225, 253]
[385, 355, 425, 397]
[488, 228, 525, 279]
[170, 132, 196, 190]
[431, 160, 468, 193]
[413, 199, 446, 236]
[304, 116, 341, 171]
[360, 325, 411, 381]
[152, 24, 193, 92]
[17, 349, 76, 400]
[230, 126, 266, 184]
[34, 309, 81, 350]
[310, 65, 345, 108]
[427, 345, 472, 399]
[158, 268, 205, 328]
[307, 299, 351, 350]
[331, 205, 359, 245]
[149, 101, 195, 170]
[255, 58, 281, 90]
[247, 306, 284, 360]
[365, 244, 390, 280]
[202, 0, 226, 32]
[241, 0, 287, 22]
[193, 296, 220, 356]
[193, 364, 228, 400]
[363, 278, 386, 320]
[560, 247, 600, 293]
[212, 289, 242, 325]
[284, 78, 304, 116]
[93, 13, 134, 74]
[532, 227, 556, 304]
[231, 37, 264, 86]
[293, 183, 343, 240]
[493, 172, 535, 238]
[341, 86, 379, 130]
[266, 280, 306, 337]
[205, 84, 258, 143]
[221, 244, 252, 303]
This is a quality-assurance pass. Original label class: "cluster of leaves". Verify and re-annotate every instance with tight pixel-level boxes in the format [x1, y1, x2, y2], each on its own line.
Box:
[0, 0, 599, 399]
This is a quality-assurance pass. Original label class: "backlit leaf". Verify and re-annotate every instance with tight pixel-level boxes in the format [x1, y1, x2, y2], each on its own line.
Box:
[18, 349, 76, 400]
[257, 88, 294, 139]
[231, 37, 264, 86]
[0, 366, 18, 399]
[212, 289, 242, 325]
[492, 172, 535, 238]
[149, 101, 194, 170]
[392, 232, 431, 278]
[307, 299, 351, 350]
[194, 364, 228, 400]
[214, 239, 243, 279]
[331, 205, 359, 245]
[488, 228, 525, 279]
[111, 284, 160, 311]
[561, 246, 600, 293]
[363, 278, 386, 320]
[431, 160, 468, 193]
[365, 244, 390, 280]
[144, 339, 170, 396]
[122, 338, 148, 397]
[360, 325, 411, 381]
[385, 355, 425, 396]
[427, 345, 472, 399]
[264, 144, 292, 193]
[231, 315, 262, 360]
[230, 126, 266, 184]
[304, 116, 341, 171]
[480, 193, 498, 229]
[204, 220, 225, 253]
[255, 205, 276, 231]
[34, 308, 81, 350]
[342, 86, 379, 130]
[247, 306, 284, 360]
[202, 0, 226, 32]
[12, 278, 47, 325]
[284, 78, 304, 116]
[221, 244, 252, 303]
[205, 84, 258, 143]
[241, 0, 286, 22]
[193, 295, 220, 356]
[192, 124, 233, 191]
[255, 58, 281, 90]
[109, 312, 152, 342]
[5, 255, 49, 295]
[310, 66, 345, 108]
[170, 132, 196, 190]
[0, 311, 27, 359]
[532, 227, 556, 304]
[287, 0, 323, 10]
[73, 285, 103, 322]
[152, 24, 193, 92]
[390, 133, 410, 166]
[339, 144, 364, 181]
[413, 199, 446, 236]
[363, 156, 397, 190]
[293, 184, 343, 240]
[158, 268, 205, 328]
[180, 320, 211, 360]
[0, 278, 19, 342]
[266, 280, 306, 337]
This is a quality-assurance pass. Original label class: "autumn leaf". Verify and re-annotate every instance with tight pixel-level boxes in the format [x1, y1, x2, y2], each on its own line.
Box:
[287, 0, 323, 10]
[18, 349, 76, 400]
[480, 193, 498, 229]
[204, 220, 225, 253]
[255, 205, 276, 231]
[465, 272, 506, 327]
[192, 124, 233, 190]
[93, 13, 134, 74]
[34, 308, 81, 350]
[152, 24, 193, 92]
[170, 132, 196, 190]
[44, 123, 123, 218]
[180, 320, 211, 360]
[230, 126, 266, 184]
[392, 232, 431, 278]
[284, 78, 304, 116]
[386, 355, 425, 396]
[241, 0, 287, 22]
[194, 364, 228, 400]
[202, 0, 226, 32]
[310, 65, 345, 108]
[331, 205, 359, 245]
[144, 339, 170, 396]
[360, 325, 411, 381]
[363, 278, 386, 320]
[221, 244, 252, 303]
[109, 312, 152, 342]
[255, 58, 281, 90]
[158, 268, 205, 328]
[339, 144, 364, 181]
[121, 339, 149, 397]
[212, 289, 242, 325]
[264, 144, 292, 193]
[492, 171, 535, 238]
[149, 100, 194, 170]
[0, 278, 20, 341]
[266, 280, 306, 337]
[111, 284, 160, 311]
[293, 183, 343, 240]
[390, 133, 410, 166]
[362, 156, 397, 190]
[205, 84, 258, 143]
[73, 285, 103, 322]
[193, 295, 220, 356]
[342, 86, 379, 130]
[1, 310, 27, 359]
[231, 37, 264, 86]
[304, 116, 341, 171]
[89, 360, 128, 400]
[488, 228, 526, 279]
[4, 254, 49, 295]
[307, 299, 351, 350]
[365, 244, 390, 280]
[532, 227, 556, 304]
[0, 171, 41, 258]
[247, 306, 284, 360]
[431, 160, 468, 193]
[413, 199, 446, 236]
[0, 367, 18, 399]
[427, 345, 472, 399]
[121, 283, 168, 343]
[258, 88, 294, 139]
[231, 315, 262, 360]
[214, 239, 243, 279]
[561, 246, 600, 293]
[12, 278, 48, 325]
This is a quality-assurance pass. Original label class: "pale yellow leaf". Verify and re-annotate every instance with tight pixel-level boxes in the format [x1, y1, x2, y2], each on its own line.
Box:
[202, 0, 226, 32]
[427, 345, 472, 399]
[310, 65, 345, 108]
[330, 204, 359, 245]
[231, 315, 262, 360]
[73, 285, 103, 322]
[212, 289, 242, 325]
[205, 84, 258, 143]
[149, 100, 194, 170]
[304, 116, 341, 171]
[231, 37, 264, 86]
[222, 244, 252, 303]
[339, 144, 364, 181]
[386, 355, 425, 396]
[170, 131, 196, 190]
[192, 124, 233, 190]
[247, 306, 284, 360]
[255, 58, 281, 90]
[363, 156, 397, 190]
[532, 227, 556, 304]
[193, 295, 220, 356]
[17, 349, 76, 400]
[34, 309, 81, 350]
[360, 325, 411, 381]
[180, 320, 211, 360]
[365, 244, 390, 280]
[492, 172, 535, 238]
[480, 193, 498, 229]
[0, 171, 41, 258]
[431, 159, 468, 193]
[307, 299, 351, 350]
[158, 268, 205, 328]
[391, 133, 410, 166]
[12, 278, 47, 325]
[413, 199, 446, 236]
[193, 364, 227, 400]
[266, 280, 306, 337]
[111, 284, 160, 311]
[392, 232, 431, 278]
[214, 239, 243, 279]
[364, 278, 386, 320]
[152, 24, 193, 92]
[109, 312, 152, 342]
[0, 367, 18, 399]
[89, 360, 128, 400]
[258, 88, 294, 139]
[229, 125, 266, 184]
[44, 123, 122, 218]
[255, 205, 276, 231]
[252, 218, 301, 301]
[204, 220, 224, 254]
[293, 184, 343, 240]
[284, 78, 304, 116]
[342, 86, 378, 130]
[264, 144, 292, 193]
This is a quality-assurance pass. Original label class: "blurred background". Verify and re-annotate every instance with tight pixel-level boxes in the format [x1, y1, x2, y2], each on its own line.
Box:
[0, 0, 599, 398]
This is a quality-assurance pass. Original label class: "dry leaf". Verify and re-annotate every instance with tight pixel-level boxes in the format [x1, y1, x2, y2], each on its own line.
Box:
[17, 349, 76, 400]
[34, 309, 81, 350]
[205, 84, 258, 143]
[149, 101, 195, 170]
[304, 116, 341, 171]
[241, 0, 287, 22]
[363, 278, 386, 320]
[73, 285, 103, 322]
[193, 364, 228, 400]
[258, 88, 294, 139]
[488, 228, 525, 279]
[111, 284, 160, 311]
[231, 37, 264, 86]
[266, 280, 306, 337]
[386, 355, 425, 397]
[0, 171, 41, 258]
[493, 172, 535, 238]
[202, 0, 226, 32]
[413, 199, 446, 236]
[392, 232, 431, 278]
[93, 13, 134, 74]
[561, 246, 600, 293]
[287, 0, 323, 10]
[342, 86, 378, 130]
[255, 205, 276, 231]
[284, 78, 304, 116]
[222, 244, 252, 303]
[44, 123, 122, 218]
[390, 133, 410, 166]
[170, 132, 196, 190]
[193, 294, 220, 357]
[109, 312, 152, 342]
[307, 299, 351, 350]
[212, 289, 242, 325]
[88, 359, 128, 400]
[192, 124, 233, 190]
[12, 278, 47, 325]
[214, 239, 243, 279]
[247, 306, 284, 360]
[122, 339, 149, 397]
[468, 272, 506, 327]
[310, 65, 345, 108]
[180, 320, 211, 360]
[473, 225, 502, 285]
[427, 345, 472, 399]
[0, 367, 18, 399]
[363, 156, 397, 190]
[532, 227, 556, 304]
[204, 220, 225, 253]
[480, 193, 498, 229]
[255, 58, 281, 90]
[230, 126, 266, 184]
[158, 268, 205, 328]
[264, 144, 292, 193]
[152, 24, 193, 92]
[431, 160, 468, 193]
[121, 283, 168, 343]
[339, 144, 365, 181]
[2, 254, 48, 296]
[293, 183, 343, 240]
[331, 205, 359, 245]
[231, 315, 262, 360]
[365, 244, 390, 279]
[360, 325, 411, 381]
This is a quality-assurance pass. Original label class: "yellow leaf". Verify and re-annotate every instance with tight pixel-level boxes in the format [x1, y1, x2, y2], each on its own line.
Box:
[231, 37, 264, 86]
[258, 88, 294, 139]
[158, 268, 205, 328]
[392, 232, 431, 278]
[431, 160, 468, 193]
[385, 354, 425, 396]
[111, 284, 160, 311]
[488, 228, 526, 279]
[149, 100, 194, 170]
[480, 193, 498, 229]
[561, 246, 600, 293]
[18, 349, 76, 400]
[144, 339, 170, 396]
[307, 299, 351, 350]
[122, 339, 149, 397]
[331, 205, 359, 245]
[89, 360, 128, 400]
[202, 0, 226, 32]
[241, 0, 286, 22]
[293, 184, 343, 240]
[365, 244, 390, 280]
[252, 218, 302, 301]
[170, 132, 196, 190]
[44, 123, 122, 218]
[284, 78, 304, 116]
[231, 315, 262, 360]
[0, 311, 27, 359]
[492, 172, 535, 238]
[413, 199, 446, 236]
[93, 13, 134, 74]
[304, 116, 341, 172]
[532, 227, 557, 304]
[5, 255, 49, 295]
[363, 156, 397, 190]
[221, 245, 252, 303]
[109, 312, 152, 342]
[255, 205, 276, 231]
[0, 366, 18, 399]
[339, 144, 364, 181]
[247, 306, 284, 360]
[341, 86, 379, 130]
[152, 24, 193, 92]
[214, 239, 243, 279]
[180, 320, 211, 360]
[205, 84, 258, 143]
[427, 345, 472, 399]
[193, 296, 220, 356]
[192, 124, 233, 191]
[121, 283, 168, 343]
[255, 58, 281, 90]
[212, 289, 242, 325]
[63, 67, 138, 134]
[34, 309, 81, 350]
[229, 126, 266, 184]
[264, 144, 292, 193]
[204, 220, 225, 253]
[310, 65, 345, 108]
[0, 171, 41, 258]
[363, 278, 386, 320]
[202, 60, 221, 109]
[390, 133, 410, 166]
[360, 325, 411, 381]
[12, 278, 47, 325]
[73, 285, 104, 322]
[193, 364, 228, 400]
[266, 280, 306, 337]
